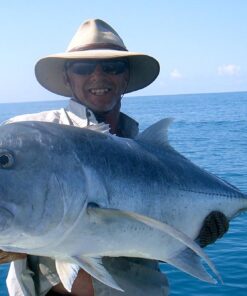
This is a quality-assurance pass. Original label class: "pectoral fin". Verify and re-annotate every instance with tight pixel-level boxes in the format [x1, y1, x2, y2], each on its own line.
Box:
[87, 206, 221, 284]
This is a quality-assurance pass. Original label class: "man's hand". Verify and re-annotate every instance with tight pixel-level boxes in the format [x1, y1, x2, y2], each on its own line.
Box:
[48, 269, 94, 296]
[0, 250, 27, 264]
[197, 211, 229, 248]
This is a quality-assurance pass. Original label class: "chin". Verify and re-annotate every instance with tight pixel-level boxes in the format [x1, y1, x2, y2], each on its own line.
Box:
[91, 103, 116, 113]
[93, 107, 113, 114]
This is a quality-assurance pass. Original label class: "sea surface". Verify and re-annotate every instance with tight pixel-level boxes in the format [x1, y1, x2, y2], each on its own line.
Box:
[0, 91, 247, 295]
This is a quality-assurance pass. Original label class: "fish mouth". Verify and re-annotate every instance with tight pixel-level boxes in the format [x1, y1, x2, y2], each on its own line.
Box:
[88, 87, 112, 96]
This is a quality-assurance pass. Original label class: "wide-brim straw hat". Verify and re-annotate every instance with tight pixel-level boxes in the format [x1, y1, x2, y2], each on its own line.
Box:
[35, 19, 160, 96]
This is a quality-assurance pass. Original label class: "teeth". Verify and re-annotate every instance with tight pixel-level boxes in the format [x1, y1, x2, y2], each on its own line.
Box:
[90, 88, 110, 95]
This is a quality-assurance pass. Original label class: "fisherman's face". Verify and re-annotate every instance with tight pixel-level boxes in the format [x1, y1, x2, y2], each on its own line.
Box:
[65, 59, 129, 113]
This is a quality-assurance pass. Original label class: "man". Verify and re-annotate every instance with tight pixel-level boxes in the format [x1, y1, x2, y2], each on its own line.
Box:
[2, 19, 229, 296]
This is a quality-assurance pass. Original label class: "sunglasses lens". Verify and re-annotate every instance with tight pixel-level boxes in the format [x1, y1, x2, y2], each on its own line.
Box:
[68, 60, 128, 75]
[101, 61, 128, 75]
[69, 62, 96, 75]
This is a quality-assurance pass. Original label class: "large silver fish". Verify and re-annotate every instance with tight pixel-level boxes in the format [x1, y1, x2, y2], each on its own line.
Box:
[0, 119, 246, 291]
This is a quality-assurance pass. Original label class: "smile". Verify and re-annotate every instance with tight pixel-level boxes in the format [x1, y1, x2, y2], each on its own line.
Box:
[89, 88, 111, 95]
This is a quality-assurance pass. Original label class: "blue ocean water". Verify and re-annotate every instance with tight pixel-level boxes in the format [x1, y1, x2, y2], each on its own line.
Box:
[0, 91, 247, 295]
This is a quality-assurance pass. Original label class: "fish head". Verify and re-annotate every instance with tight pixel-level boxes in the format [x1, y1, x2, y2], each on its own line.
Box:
[0, 121, 87, 250]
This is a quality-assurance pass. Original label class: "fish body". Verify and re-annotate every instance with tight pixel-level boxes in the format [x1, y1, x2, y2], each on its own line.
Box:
[0, 119, 246, 291]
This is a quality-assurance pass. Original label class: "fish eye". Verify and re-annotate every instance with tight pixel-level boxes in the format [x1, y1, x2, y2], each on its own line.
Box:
[0, 151, 14, 169]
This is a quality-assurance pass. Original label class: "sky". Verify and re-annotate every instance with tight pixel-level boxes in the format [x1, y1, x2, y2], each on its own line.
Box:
[1, 0, 247, 103]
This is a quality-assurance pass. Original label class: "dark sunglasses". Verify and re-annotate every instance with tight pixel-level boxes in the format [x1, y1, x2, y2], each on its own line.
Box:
[67, 60, 128, 76]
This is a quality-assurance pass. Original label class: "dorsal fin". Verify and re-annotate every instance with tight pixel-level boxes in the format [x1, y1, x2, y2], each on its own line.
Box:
[137, 118, 173, 146]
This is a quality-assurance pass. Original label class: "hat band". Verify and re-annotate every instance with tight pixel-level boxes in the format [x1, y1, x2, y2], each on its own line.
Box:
[69, 43, 128, 52]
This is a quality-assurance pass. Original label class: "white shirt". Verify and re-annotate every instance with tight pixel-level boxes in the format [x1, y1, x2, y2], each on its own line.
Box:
[4, 99, 98, 128]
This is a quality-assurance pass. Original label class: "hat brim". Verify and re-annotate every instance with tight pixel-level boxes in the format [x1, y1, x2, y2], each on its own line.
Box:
[35, 50, 160, 96]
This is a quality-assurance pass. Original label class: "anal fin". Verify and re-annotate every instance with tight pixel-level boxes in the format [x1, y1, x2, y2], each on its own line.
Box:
[72, 255, 123, 292]
[55, 260, 80, 292]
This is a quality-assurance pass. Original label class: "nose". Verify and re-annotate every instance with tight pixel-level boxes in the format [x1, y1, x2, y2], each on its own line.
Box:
[91, 64, 105, 75]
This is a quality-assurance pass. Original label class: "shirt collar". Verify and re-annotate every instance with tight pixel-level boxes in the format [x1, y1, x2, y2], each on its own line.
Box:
[66, 99, 95, 120]
[66, 99, 139, 138]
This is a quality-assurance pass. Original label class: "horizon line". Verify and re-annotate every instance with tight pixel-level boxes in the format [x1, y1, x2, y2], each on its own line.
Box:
[0, 90, 247, 105]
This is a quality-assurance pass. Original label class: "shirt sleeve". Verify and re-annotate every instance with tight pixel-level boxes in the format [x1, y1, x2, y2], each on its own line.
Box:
[7, 256, 60, 296]
[1, 110, 64, 126]
[7, 259, 36, 296]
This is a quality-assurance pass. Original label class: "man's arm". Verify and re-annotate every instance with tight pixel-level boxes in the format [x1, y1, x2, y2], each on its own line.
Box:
[0, 250, 26, 264]
[47, 270, 94, 296]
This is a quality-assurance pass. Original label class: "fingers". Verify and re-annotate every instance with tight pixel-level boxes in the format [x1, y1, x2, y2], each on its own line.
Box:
[0, 250, 27, 264]
[197, 211, 229, 248]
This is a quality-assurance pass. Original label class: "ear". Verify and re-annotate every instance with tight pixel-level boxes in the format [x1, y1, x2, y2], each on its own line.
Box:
[63, 71, 71, 89]
[121, 71, 130, 94]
